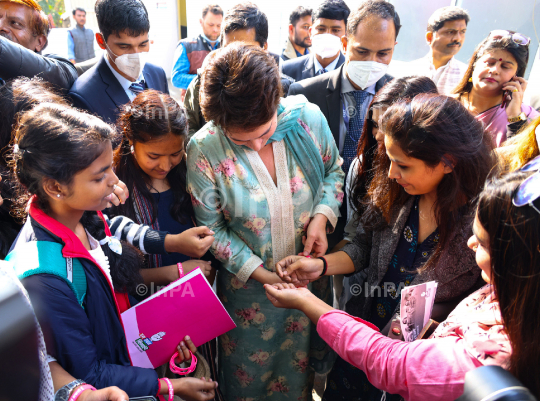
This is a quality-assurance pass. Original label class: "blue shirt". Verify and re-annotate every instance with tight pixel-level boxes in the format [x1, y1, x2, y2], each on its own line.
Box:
[295, 48, 309, 58]
[151, 189, 193, 266]
[171, 36, 219, 89]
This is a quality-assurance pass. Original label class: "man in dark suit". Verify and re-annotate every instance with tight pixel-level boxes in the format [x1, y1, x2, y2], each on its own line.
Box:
[288, 0, 401, 253]
[282, 0, 349, 82]
[69, 0, 168, 125]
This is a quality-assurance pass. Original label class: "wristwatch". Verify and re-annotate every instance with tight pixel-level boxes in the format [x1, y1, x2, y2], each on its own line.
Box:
[55, 379, 85, 401]
[508, 112, 527, 123]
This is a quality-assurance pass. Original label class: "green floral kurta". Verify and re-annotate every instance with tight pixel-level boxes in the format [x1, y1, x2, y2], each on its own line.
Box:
[187, 96, 344, 400]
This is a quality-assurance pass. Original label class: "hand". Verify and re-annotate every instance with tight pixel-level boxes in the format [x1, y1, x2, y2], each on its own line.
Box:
[167, 227, 215, 258]
[264, 283, 315, 309]
[106, 180, 129, 207]
[276, 255, 324, 284]
[503, 76, 527, 118]
[301, 214, 328, 257]
[183, 259, 213, 278]
[79, 386, 128, 401]
[174, 335, 197, 364]
[175, 377, 217, 401]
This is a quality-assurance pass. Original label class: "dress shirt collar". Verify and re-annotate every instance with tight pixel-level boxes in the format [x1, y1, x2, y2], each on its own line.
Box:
[314, 53, 341, 74]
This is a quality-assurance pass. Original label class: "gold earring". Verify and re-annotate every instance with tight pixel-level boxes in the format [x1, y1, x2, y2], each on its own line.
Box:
[468, 77, 473, 82]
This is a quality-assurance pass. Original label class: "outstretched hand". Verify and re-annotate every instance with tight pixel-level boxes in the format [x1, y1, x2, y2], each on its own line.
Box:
[264, 283, 315, 310]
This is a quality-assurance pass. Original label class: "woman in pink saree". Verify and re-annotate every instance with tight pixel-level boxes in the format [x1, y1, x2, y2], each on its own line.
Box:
[452, 30, 538, 147]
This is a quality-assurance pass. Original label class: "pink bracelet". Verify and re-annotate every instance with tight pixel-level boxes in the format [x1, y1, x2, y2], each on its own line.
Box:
[177, 262, 184, 279]
[163, 377, 174, 400]
[170, 350, 198, 375]
[68, 384, 96, 401]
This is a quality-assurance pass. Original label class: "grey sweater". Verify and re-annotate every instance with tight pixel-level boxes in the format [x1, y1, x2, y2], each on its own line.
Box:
[341, 197, 483, 320]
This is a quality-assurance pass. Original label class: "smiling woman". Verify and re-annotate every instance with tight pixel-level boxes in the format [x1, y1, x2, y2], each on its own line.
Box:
[189, 43, 345, 399]
[275, 93, 497, 400]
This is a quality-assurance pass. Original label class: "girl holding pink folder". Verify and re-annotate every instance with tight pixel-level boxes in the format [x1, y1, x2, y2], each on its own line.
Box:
[266, 169, 540, 400]
[7, 103, 217, 400]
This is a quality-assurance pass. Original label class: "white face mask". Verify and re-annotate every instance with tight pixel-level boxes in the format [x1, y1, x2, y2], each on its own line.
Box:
[310, 33, 342, 59]
[347, 60, 389, 90]
[105, 40, 148, 80]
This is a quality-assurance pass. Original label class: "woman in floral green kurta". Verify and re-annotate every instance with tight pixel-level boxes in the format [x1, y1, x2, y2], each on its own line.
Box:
[186, 45, 344, 400]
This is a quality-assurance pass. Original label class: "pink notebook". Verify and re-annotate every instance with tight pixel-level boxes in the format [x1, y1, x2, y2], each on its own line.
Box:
[121, 269, 236, 369]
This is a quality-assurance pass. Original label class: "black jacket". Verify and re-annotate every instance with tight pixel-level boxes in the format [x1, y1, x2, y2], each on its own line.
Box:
[282, 52, 345, 82]
[69, 55, 169, 124]
[0, 37, 78, 91]
[288, 65, 393, 248]
[288, 65, 393, 146]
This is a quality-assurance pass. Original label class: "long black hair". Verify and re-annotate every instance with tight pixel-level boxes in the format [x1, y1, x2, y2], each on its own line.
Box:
[477, 171, 540, 398]
[10, 103, 143, 292]
[112, 90, 192, 224]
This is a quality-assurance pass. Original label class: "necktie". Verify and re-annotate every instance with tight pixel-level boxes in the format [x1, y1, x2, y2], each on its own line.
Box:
[317, 68, 328, 76]
[129, 80, 147, 95]
[342, 90, 368, 174]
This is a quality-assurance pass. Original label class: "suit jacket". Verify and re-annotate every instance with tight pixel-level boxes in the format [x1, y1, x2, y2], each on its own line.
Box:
[282, 52, 345, 82]
[69, 55, 169, 124]
[288, 65, 393, 146]
[288, 65, 393, 249]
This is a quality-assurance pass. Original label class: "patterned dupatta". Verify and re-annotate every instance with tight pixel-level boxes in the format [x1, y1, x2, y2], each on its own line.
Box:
[430, 284, 511, 368]
[267, 95, 326, 207]
[131, 185, 162, 268]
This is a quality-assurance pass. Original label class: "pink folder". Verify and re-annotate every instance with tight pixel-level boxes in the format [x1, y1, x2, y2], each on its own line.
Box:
[121, 269, 236, 369]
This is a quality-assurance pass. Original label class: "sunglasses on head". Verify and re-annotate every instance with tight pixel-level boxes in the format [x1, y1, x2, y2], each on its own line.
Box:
[489, 30, 531, 46]
[513, 155, 540, 214]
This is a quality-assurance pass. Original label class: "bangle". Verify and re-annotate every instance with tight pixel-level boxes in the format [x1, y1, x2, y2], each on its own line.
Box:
[163, 377, 174, 400]
[68, 384, 96, 401]
[170, 350, 198, 375]
[177, 262, 184, 279]
[317, 256, 328, 276]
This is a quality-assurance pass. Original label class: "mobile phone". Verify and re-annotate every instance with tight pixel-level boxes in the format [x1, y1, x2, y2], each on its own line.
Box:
[501, 76, 516, 108]
[130, 397, 157, 401]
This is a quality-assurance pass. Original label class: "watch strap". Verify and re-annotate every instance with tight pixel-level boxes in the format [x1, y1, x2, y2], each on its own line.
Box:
[55, 379, 85, 401]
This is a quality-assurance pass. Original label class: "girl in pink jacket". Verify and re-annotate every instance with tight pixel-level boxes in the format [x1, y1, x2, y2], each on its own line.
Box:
[267, 168, 540, 400]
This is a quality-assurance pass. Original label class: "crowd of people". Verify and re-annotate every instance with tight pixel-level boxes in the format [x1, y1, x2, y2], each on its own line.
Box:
[0, 0, 539, 400]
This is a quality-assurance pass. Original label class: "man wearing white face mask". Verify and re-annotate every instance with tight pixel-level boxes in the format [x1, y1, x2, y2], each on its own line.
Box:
[69, 0, 169, 125]
[288, 0, 399, 253]
[282, 0, 349, 82]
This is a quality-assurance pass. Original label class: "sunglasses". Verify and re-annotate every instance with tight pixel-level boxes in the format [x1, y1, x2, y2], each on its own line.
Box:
[513, 155, 540, 214]
[489, 30, 531, 46]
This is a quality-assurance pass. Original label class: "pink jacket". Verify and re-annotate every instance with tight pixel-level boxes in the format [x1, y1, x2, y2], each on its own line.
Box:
[317, 310, 482, 401]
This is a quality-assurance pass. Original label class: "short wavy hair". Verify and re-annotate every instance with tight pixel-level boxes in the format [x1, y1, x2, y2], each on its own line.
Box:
[199, 43, 281, 133]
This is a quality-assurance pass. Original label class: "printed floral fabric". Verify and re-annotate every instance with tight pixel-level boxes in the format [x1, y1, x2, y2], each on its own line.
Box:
[431, 284, 511, 368]
[186, 98, 343, 400]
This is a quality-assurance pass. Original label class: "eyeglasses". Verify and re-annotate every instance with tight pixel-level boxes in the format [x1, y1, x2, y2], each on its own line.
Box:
[513, 155, 540, 214]
[489, 30, 531, 46]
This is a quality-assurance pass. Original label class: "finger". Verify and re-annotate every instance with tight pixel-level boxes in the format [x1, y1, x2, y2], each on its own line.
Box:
[184, 335, 197, 353]
[302, 235, 315, 256]
[193, 225, 215, 236]
[113, 182, 128, 204]
[284, 259, 309, 276]
[181, 341, 191, 360]
[199, 235, 215, 249]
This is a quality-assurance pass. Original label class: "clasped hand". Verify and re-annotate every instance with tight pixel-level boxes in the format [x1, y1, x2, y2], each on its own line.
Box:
[275, 255, 324, 286]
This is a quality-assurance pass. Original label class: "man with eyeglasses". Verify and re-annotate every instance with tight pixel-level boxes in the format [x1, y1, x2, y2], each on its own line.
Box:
[406, 6, 469, 95]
